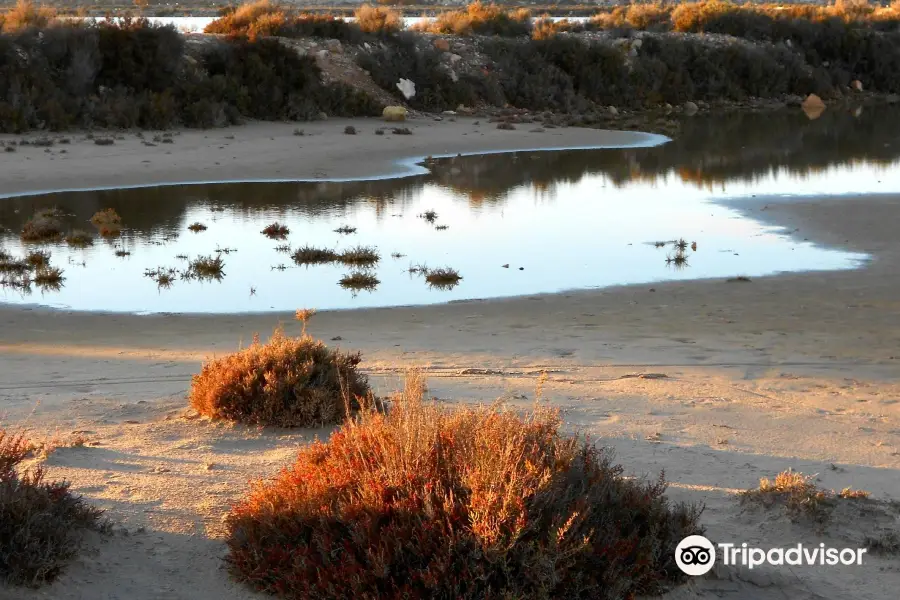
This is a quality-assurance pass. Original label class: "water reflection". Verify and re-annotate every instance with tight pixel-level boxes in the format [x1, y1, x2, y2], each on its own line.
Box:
[2, 106, 895, 313]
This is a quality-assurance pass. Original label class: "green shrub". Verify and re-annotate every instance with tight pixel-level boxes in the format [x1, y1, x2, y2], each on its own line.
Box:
[0, 17, 381, 133]
[188, 329, 370, 427]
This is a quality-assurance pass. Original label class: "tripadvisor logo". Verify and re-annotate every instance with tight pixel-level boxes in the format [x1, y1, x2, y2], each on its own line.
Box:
[675, 535, 716, 576]
[675, 535, 868, 576]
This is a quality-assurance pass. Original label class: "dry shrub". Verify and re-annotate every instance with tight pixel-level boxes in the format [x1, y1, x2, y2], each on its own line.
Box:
[224, 373, 703, 598]
[354, 3, 401, 34]
[189, 329, 370, 427]
[741, 469, 871, 523]
[422, 1, 531, 36]
[0, 0, 57, 32]
[0, 426, 105, 586]
[20, 210, 64, 243]
[89, 208, 121, 227]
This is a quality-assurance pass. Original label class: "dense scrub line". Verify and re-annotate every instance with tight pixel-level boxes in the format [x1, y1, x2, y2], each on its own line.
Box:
[208, 1, 900, 114]
[0, 3, 380, 132]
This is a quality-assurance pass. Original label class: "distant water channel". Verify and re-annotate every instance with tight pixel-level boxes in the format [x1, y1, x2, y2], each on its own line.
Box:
[3, 106, 896, 314]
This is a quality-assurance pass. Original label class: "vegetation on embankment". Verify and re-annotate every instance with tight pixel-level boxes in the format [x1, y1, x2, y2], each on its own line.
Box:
[3, 1, 900, 133]
[0, 1, 380, 132]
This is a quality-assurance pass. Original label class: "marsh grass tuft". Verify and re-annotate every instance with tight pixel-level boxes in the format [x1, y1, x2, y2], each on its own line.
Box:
[291, 245, 338, 266]
[338, 245, 380, 267]
[187, 222, 208, 233]
[727, 275, 752, 283]
[144, 266, 177, 288]
[261, 222, 290, 239]
[33, 266, 64, 287]
[185, 255, 225, 281]
[339, 271, 380, 293]
[425, 266, 463, 289]
[391, 127, 412, 135]
[334, 225, 357, 235]
[419, 210, 438, 223]
[407, 262, 429, 275]
[65, 230, 94, 248]
[435, 224, 449, 231]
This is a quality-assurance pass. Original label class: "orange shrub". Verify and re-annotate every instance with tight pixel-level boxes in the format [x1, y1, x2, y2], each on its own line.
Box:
[354, 3, 401, 34]
[189, 329, 370, 427]
[225, 372, 703, 598]
[0, 0, 56, 32]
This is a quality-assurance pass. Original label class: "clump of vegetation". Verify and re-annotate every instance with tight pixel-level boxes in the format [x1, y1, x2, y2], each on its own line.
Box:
[425, 266, 463, 289]
[0, 15, 381, 134]
[354, 4, 402, 34]
[291, 245, 338, 265]
[184, 255, 225, 280]
[740, 469, 871, 523]
[419, 209, 438, 223]
[90, 208, 122, 233]
[0, 252, 28, 275]
[33, 266, 64, 287]
[417, 1, 532, 36]
[333, 225, 357, 234]
[188, 222, 208, 232]
[261, 222, 290, 239]
[343, 125, 357, 135]
[20, 209, 65, 243]
[339, 271, 380, 293]
[224, 372, 702, 598]
[0, 0, 57, 32]
[65, 230, 94, 248]
[189, 327, 370, 427]
[338, 245, 380, 267]
[0, 425, 106, 586]
[144, 266, 177, 288]
[391, 127, 413, 135]
[865, 530, 900, 555]
[24, 250, 50, 269]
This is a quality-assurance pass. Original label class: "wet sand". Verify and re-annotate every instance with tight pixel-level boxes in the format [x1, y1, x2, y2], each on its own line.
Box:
[1, 119, 898, 600]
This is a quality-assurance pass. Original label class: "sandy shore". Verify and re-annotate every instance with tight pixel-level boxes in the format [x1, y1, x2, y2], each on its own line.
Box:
[0, 117, 664, 197]
[1, 119, 899, 599]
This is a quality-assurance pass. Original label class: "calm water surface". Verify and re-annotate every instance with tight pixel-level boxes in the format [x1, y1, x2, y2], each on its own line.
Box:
[3, 107, 898, 314]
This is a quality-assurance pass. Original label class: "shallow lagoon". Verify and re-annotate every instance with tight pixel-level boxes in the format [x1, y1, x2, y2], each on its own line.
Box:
[3, 107, 897, 314]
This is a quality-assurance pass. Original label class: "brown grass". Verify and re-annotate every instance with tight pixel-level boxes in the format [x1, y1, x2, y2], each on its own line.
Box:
[188, 328, 370, 427]
[187, 222, 208, 232]
[741, 469, 872, 523]
[224, 372, 702, 597]
[0, 426, 106, 586]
